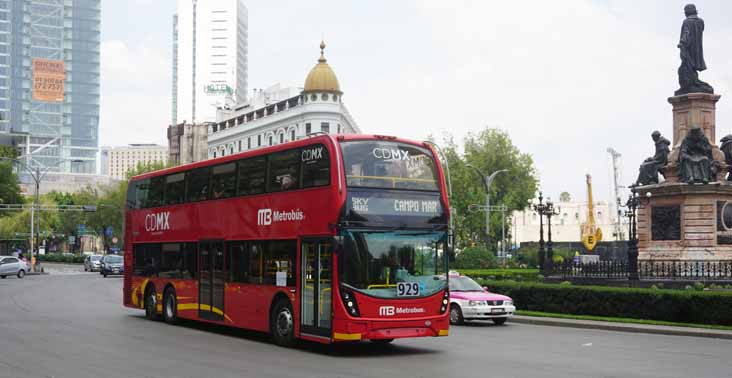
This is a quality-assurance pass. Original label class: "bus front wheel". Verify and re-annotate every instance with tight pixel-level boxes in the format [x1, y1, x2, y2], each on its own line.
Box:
[270, 299, 296, 347]
[163, 288, 178, 324]
[145, 287, 160, 321]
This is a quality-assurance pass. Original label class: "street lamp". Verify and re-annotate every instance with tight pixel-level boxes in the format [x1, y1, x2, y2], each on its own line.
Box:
[543, 198, 559, 274]
[466, 164, 508, 249]
[624, 186, 641, 281]
[0, 157, 83, 270]
[531, 192, 548, 272]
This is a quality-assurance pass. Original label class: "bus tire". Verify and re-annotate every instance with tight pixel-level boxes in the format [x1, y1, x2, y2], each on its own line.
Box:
[162, 287, 178, 324]
[145, 286, 160, 321]
[270, 298, 296, 347]
[449, 304, 464, 325]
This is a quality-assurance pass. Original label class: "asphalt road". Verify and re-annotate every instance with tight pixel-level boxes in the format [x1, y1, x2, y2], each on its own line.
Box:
[0, 265, 730, 378]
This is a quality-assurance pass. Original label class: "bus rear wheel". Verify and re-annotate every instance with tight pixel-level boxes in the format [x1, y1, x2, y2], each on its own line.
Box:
[163, 288, 178, 324]
[270, 299, 296, 347]
[145, 287, 159, 321]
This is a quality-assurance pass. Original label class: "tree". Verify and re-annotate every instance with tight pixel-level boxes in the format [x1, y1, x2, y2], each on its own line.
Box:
[440, 128, 538, 251]
[560, 191, 571, 202]
[0, 145, 22, 213]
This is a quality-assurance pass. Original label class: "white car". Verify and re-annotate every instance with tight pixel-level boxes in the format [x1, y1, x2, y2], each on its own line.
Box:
[0, 256, 30, 279]
[448, 272, 516, 325]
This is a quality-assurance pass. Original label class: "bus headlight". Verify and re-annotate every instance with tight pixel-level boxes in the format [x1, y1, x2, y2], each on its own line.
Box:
[340, 289, 360, 317]
[440, 290, 449, 314]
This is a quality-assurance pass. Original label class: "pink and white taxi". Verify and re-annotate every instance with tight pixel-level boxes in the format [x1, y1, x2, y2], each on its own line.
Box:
[448, 272, 515, 325]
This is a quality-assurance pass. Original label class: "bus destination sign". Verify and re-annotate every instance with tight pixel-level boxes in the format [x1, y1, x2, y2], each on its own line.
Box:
[343, 190, 445, 227]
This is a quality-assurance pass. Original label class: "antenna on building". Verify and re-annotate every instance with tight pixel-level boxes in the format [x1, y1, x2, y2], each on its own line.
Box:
[606, 147, 624, 240]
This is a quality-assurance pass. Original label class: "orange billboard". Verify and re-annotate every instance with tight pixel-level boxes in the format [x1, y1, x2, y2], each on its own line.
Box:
[32, 58, 65, 102]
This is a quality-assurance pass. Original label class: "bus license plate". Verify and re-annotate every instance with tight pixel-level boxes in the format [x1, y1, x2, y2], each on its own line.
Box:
[397, 282, 419, 297]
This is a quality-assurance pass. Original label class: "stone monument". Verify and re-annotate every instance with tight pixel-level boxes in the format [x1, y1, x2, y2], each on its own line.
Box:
[635, 4, 732, 261]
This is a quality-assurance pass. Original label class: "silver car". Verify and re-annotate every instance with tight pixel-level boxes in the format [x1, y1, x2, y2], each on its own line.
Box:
[0, 256, 30, 279]
[84, 254, 103, 272]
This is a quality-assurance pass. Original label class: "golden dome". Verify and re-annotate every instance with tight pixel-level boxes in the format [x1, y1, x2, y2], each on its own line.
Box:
[303, 41, 341, 94]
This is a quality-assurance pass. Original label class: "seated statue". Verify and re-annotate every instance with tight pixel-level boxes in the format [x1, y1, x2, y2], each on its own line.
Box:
[636, 131, 670, 185]
[679, 127, 716, 184]
[720, 134, 732, 181]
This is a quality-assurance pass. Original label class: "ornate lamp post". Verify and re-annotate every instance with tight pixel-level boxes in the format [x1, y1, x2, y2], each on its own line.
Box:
[624, 187, 640, 280]
[531, 192, 547, 273]
[466, 164, 508, 248]
[543, 199, 560, 274]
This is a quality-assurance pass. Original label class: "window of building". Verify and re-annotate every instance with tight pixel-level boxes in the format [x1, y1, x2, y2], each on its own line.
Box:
[257, 135, 261, 146]
[237, 156, 266, 195]
[279, 133, 284, 144]
[268, 135, 273, 146]
[290, 129, 296, 141]
[321, 122, 329, 133]
[211, 162, 236, 199]
[306, 123, 311, 135]
[268, 149, 301, 192]
[247, 137, 251, 149]
[186, 167, 211, 202]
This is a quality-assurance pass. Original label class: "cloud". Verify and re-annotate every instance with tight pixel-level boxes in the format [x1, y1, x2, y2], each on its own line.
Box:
[99, 40, 170, 147]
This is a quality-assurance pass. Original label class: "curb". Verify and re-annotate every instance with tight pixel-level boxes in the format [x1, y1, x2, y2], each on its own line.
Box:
[511, 315, 732, 340]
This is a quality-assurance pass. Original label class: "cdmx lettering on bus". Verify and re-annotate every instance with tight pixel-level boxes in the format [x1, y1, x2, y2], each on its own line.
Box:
[372, 147, 410, 161]
[144, 211, 170, 232]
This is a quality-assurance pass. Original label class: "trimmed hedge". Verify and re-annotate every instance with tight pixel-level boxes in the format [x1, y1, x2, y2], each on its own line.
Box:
[478, 279, 732, 326]
[461, 269, 540, 281]
[37, 254, 85, 264]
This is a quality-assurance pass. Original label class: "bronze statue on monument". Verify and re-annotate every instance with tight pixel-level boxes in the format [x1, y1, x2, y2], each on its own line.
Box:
[675, 4, 713, 96]
[635, 131, 670, 186]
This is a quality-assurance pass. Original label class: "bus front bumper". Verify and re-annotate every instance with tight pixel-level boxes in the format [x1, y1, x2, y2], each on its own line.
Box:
[332, 316, 450, 342]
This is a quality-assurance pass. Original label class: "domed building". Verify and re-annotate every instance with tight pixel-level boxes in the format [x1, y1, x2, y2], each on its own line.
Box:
[207, 42, 360, 158]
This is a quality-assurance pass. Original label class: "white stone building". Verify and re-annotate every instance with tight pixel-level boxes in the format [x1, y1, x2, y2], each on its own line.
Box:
[101, 144, 168, 180]
[173, 0, 248, 124]
[511, 199, 627, 245]
[206, 42, 360, 158]
[167, 121, 209, 166]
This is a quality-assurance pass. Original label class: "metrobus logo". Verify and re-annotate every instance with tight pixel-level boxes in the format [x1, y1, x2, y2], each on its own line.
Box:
[379, 306, 425, 316]
[257, 208, 305, 226]
[145, 212, 170, 232]
[257, 209, 272, 225]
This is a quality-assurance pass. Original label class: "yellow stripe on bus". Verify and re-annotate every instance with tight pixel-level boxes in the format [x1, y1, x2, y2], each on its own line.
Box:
[333, 332, 362, 341]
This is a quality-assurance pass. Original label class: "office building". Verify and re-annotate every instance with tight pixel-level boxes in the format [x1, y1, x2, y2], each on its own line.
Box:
[173, 0, 248, 124]
[167, 121, 208, 166]
[101, 144, 168, 180]
[0, 0, 100, 175]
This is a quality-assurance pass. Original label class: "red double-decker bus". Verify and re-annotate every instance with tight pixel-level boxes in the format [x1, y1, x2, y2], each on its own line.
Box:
[123, 134, 450, 346]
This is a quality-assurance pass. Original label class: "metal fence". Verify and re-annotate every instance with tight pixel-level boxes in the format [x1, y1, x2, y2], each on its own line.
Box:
[554, 260, 732, 280]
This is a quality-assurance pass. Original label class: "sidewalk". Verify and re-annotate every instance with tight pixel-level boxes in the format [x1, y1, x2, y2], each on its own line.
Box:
[511, 315, 732, 340]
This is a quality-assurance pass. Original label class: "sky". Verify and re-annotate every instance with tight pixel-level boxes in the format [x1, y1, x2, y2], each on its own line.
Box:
[100, 0, 732, 205]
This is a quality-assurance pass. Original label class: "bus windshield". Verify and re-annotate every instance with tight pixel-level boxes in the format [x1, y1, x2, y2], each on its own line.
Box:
[341, 141, 439, 191]
[339, 229, 448, 299]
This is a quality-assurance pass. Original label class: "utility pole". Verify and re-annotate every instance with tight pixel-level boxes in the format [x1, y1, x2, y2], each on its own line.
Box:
[607, 148, 624, 240]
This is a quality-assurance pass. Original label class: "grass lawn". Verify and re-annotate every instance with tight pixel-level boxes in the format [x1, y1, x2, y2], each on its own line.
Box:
[516, 310, 732, 331]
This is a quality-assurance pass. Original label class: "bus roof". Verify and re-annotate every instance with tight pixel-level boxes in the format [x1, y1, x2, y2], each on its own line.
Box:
[130, 134, 433, 181]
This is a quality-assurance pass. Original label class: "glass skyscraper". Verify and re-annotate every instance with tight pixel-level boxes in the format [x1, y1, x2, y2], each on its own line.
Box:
[0, 0, 100, 175]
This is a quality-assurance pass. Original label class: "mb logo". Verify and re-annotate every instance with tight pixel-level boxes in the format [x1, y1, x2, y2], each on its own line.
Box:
[378, 306, 395, 316]
[257, 209, 272, 225]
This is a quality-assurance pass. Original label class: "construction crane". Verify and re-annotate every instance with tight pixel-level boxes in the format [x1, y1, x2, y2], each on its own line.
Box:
[607, 147, 624, 240]
[581, 174, 603, 251]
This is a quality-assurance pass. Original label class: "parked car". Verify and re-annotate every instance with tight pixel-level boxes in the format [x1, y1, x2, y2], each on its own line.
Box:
[448, 271, 516, 325]
[100, 255, 124, 277]
[84, 254, 103, 272]
[0, 256, 30, 279]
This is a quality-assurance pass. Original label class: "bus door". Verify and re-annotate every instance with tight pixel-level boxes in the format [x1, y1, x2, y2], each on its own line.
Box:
[199, 240, 225, 321]
[300, 239, 332, 337]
